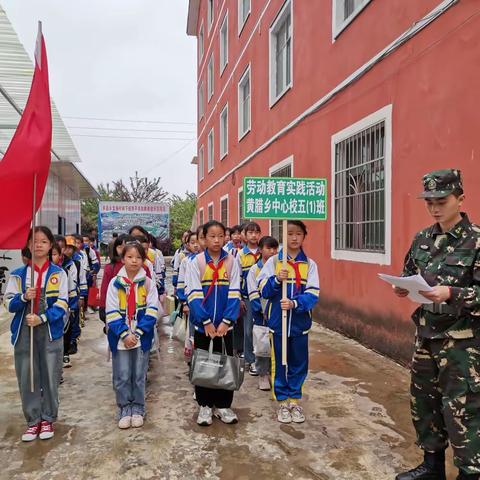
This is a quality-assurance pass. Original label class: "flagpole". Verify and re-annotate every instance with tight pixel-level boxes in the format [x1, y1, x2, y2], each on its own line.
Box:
[30, 173, 37, 393]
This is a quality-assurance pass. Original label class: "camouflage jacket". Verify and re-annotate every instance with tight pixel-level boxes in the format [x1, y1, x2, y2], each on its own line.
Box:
[402, 213, 480, 339]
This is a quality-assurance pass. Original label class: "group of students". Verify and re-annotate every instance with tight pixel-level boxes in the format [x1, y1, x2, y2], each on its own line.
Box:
[172, 219, 319, 426]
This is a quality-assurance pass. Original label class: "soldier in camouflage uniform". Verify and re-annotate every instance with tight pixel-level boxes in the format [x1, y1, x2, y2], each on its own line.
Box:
[394, 169, 480, 480]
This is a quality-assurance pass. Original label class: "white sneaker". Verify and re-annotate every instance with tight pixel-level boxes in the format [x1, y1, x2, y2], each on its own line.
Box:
[290, 404, 305, 423]
[131, 415, 144, 428]
[214, 408, 238, 424]
[258, 375, 271, 391]
[277, 404, 292, 423]
[248, 364, 259, 376]
[118, 416, 132, 429]
[197, 406, 213, 426]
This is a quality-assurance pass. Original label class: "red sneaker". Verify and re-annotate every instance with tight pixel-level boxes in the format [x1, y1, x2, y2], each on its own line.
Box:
[39, 421, 54, 440]
[22, 423, 40, 442]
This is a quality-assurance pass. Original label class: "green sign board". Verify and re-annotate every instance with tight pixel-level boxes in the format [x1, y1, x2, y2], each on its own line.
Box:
[243, 177, 327, 220]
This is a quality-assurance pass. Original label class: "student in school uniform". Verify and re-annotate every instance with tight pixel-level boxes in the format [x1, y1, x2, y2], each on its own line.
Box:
[237, 222, 262, 375]
[247, 235, 279, 391]
[4, 226, 68, 442]
[186, 221, 241, 427]
[258, 220, 320, 424]
[106, 242, 159, 429]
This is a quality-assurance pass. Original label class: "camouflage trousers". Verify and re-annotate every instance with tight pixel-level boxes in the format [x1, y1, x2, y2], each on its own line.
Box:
[411, 336, 480, 474]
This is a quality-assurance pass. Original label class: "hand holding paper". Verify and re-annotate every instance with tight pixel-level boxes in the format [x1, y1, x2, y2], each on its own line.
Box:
[378, 273, 434, 304]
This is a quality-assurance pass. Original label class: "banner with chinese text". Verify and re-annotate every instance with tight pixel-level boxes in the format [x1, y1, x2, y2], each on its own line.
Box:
[98, 201, 170, 243]
[243, 177, 327, 220]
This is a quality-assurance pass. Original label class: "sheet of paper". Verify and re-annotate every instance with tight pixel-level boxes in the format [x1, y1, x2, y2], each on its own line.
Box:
[378, 273, 434, 304]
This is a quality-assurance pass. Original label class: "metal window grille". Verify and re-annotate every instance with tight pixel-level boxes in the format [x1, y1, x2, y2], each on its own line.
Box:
[208, 130, 214, 171]
[240, 72, 250, 135]
[238, 190, 246, 224]
[270, 163, 292, 240]
[275, 12, 291, 97]
[334, 121, 385, 253]
[344, 0, 355, 20]
[208, 204, 214, 221]
[221, 197, 228, 226]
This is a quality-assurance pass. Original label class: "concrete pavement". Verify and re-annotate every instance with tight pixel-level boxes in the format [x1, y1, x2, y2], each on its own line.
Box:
[0, 311, 458, 480]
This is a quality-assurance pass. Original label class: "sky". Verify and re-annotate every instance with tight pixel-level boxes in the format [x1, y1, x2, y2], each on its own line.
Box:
[2, 0, 198, 196]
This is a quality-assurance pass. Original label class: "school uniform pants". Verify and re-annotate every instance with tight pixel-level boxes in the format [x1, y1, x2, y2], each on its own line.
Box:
[112, 347, 150, 418]
[271, 333, 309, 402]
[70, 308, 81, 342]
[242, 298, 255, 365]
[14, 321, 63, 426]
[194, 330, 234, 409]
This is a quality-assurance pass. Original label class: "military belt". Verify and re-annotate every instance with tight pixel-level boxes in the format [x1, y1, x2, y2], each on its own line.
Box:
[422, 303, 457, 315]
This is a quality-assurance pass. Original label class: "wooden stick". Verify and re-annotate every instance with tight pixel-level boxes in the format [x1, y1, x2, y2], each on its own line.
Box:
[30, 173, 37, 393]
[281, 219, 287, 366]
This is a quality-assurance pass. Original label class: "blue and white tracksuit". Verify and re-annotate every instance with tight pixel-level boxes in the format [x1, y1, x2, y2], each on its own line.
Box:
[258, 249, 319, 401]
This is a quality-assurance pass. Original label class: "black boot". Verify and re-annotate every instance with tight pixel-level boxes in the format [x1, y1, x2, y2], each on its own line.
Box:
[457, 473, 480, 480]
[395, 451, 446, 480]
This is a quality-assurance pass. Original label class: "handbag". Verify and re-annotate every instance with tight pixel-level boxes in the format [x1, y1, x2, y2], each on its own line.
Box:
[172, 314, 187, 343]
[169, 303, 181, 326]
[87, 286, 100, 308]
[189, 338, 245, 391]
[253, 324, 271, 357]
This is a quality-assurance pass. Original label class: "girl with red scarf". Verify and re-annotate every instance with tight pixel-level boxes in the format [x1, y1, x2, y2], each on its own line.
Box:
[105, 242, 159, 429]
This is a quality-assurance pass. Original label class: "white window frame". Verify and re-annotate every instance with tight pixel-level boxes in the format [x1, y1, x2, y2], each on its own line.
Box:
[219, 13, 229, 75]
[198, 22, 204, 61]
[207, 54, 214, 101]
[198, 81, 205, 120]
[219, 103, 228, 159]
[269, 156, 294, 238]
[269, 0, 293, 107]
[330, 104, 392, 265]
[220, 193, 229, 226]
[207, 201, 214, 221]
[199, 207, 204, 225]
[198, 144, 205, 181]
[207, 127, 214, 172]
[207, 0, 214, 33]
[237, 186, 244, 224]
[238, 0, 251, 35]
[332, 0, 372, 40]
[237, 64, 251, 141]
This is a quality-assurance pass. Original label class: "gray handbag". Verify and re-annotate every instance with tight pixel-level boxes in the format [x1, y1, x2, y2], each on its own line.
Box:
[189, 338, 245, 391]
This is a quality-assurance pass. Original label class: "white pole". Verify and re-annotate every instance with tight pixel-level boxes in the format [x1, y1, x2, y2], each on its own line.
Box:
[281, 219, 288, 366]
[30, 173, 37, 393]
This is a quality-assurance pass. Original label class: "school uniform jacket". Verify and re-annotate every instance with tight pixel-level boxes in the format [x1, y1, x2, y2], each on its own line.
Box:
[73, 251, 88, 297]
[4, 264, 68, 345]
[177, 253, 197, 303]
[106, 267, 159, 353]
[186, 249, 241, 333]
[62, 258, 79, 311]
[247, 260, 267, 326]
[172, 250, 186, 288]
[258, 249, 320, 337]
[237, 246, 261, 298]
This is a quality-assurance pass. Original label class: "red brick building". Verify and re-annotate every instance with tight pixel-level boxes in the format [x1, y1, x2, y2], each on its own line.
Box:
[186, 0, 480, 363]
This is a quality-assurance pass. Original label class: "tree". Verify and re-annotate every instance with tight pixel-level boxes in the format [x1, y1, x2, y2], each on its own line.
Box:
[169, 192, 197, 251]
[81, 172, 169, 233]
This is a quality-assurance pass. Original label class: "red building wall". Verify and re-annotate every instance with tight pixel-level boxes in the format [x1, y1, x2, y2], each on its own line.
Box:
[189, 0, 480, 363]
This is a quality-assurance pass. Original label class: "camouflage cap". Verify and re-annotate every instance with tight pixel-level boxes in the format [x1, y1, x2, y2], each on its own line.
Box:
[418, 169, 463, 199]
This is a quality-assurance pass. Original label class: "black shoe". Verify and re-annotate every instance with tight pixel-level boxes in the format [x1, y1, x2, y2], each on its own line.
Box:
[396, 463, 446, 480]
[457, 474, 480, 480]
[69, 341, 78, 355]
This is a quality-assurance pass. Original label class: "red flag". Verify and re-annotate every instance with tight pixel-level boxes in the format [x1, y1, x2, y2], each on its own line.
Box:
[0, 23, 52, 249]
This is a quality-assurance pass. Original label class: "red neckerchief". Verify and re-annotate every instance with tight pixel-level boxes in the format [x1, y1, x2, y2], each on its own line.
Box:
[143, 262, 152, 279]
[249, 250, 261, 263]
[30, 261, 50, 314]
[202, 257, 225, 305]
[287, 259, 302, 293]
[122, 277, 137, 328]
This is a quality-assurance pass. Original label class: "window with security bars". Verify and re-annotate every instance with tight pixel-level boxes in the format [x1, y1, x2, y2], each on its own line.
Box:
[334, 121, 385, 253]
[208, 203, 214, 221]
[220, 197, 228, 226]
[238, 189, 246, 224]
[270, 163, 292, 241]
